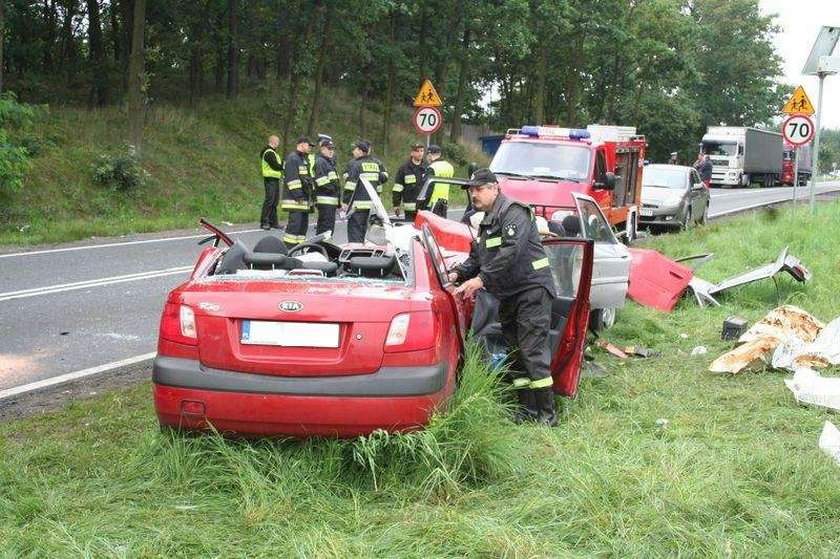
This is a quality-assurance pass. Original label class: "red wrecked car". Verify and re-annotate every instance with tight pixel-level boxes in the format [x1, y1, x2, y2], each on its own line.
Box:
[153, 188, 593, 437]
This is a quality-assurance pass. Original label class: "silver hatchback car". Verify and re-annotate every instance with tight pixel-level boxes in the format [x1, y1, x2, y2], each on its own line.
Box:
[639, 164, 710, 230]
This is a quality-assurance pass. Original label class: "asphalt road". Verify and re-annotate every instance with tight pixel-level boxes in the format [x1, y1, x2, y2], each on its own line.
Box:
[1, 181, 838, 400]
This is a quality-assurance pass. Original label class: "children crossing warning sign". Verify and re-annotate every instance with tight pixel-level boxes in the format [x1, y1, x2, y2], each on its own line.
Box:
[782, 85, 815, 115]
[413, 79, 443, 107]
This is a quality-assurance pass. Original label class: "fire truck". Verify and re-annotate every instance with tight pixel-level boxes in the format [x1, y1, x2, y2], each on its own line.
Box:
[488, 124, 647, 240]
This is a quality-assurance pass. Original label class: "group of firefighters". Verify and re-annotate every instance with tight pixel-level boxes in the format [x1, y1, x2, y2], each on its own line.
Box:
[260, 134, 456, 248]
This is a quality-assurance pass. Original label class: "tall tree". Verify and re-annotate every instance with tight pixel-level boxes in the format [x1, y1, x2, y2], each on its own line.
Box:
[86, 0, 108, 105]
[127, 0, 146, 152]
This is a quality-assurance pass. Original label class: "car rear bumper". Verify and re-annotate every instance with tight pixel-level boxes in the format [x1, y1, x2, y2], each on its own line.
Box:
[152, 356, 452, 436]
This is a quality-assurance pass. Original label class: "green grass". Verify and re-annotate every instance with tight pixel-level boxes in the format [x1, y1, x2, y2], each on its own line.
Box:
[2, 203, 840, 557]
[0, 88, 486, 246]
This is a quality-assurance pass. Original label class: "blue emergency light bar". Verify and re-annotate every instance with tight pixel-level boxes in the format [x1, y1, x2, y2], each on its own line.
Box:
[517, 125, 591, 140]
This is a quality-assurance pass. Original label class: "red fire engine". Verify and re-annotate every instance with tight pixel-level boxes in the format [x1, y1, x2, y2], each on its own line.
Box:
[488, 125, 647, 239]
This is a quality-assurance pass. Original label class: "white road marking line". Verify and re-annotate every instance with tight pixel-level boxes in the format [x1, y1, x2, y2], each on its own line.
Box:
[0, 228, 265, 259]
[0, 352, 156, 401]
[0, 266, 192, 302]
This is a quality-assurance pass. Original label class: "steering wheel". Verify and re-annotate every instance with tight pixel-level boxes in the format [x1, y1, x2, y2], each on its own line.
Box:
[288, 242, 329, 259]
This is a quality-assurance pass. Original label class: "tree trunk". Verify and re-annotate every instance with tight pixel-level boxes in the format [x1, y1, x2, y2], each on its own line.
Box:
[43, 0, 57, 71]
[120, 0, 133, 92]
[449, 4, 471, 143]
[86, 0, 109, 105]
[0, 0, 5, 94]
[188, 45, 201, 108]
[226, 0, 238, 100]
[380, 10, 397, 154]
[283, 8, 314, 147]
[533, 43, 547, 124]
[565, 35, 583, 126]
[109, 0, 121, 65]
[307, 1, 331, 136]
[417, 1, 428, 77]
[128, 0, 146, 153]
[62, 0, 79, 86]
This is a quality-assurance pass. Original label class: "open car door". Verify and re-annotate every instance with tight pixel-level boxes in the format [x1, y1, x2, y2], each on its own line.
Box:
[543, 238, 594, 397]
[420, 224, 469, 348]
[571, 192, 630, 312]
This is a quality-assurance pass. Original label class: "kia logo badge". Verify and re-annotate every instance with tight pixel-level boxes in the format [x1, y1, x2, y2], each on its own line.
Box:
[278, 300, 303, 312]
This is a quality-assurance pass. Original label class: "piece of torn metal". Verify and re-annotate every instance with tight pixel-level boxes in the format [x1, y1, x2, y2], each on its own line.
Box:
[784, 368, 840, 412]
[818, 421, 840, 466]
[739, 305, 824, 344]
[688, 247, 811, 307]
[627, 248, 694, 312]
[628, 247, 812, 311]
[673, 253, 715, 270]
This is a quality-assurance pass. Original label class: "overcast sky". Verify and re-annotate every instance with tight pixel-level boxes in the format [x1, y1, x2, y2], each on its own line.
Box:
[760, 0, 840, 129]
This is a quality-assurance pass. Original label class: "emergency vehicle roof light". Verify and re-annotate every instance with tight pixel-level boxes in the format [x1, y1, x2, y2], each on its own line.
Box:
[520, 125, 540, 136]
[569, 129, 591, 140]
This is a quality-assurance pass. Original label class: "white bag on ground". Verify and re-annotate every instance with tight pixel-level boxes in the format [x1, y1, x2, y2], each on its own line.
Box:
[818, 421, 840, 466]
[784, 368, 840, 412]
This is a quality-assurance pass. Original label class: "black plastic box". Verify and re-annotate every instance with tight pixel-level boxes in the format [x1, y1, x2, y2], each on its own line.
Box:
[721, 316, 749, 341]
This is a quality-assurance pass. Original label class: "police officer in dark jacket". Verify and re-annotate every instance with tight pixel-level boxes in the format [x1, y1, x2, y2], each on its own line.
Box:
[281, 136, 314, 249]
[313, 138, 340, 236]
[342, 140, 388, 243]
[448, 169, 558, 426]
[260, 135, 284, 230]
[392, 142, 426, 221]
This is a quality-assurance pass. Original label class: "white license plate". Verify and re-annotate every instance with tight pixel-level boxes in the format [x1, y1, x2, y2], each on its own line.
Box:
[241, 321, 339, 347]
[640, 208, 654, 217]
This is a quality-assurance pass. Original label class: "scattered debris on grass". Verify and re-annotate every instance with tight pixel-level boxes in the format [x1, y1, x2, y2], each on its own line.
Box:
[691, 346, 708, 356]
[710, 305, 827, 374]
[721, 316, 749, 340]
[628, 247, 812, 311]
[818, 421, 840, 466]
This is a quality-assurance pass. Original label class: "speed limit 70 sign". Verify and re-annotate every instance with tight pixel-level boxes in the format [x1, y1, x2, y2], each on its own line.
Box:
[782, 114, 815, 146]
[413, 106, 442, 135]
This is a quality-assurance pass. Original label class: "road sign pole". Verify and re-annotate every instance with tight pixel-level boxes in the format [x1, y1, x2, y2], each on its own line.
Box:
[792, 146, 799, 209]
[809, 73, 826, 213]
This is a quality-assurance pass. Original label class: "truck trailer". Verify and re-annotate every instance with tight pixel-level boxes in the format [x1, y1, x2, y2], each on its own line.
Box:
[700, 127, 783, 187]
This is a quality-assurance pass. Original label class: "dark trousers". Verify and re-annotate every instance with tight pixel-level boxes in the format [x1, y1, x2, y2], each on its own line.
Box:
[284, 210, 309, 248]
[498, 287, 553, 385]
[347, 209, 370, 243]
[315, 205, 338, 236]
[431, 199, 448, 218]
[261, 178, 280, 227]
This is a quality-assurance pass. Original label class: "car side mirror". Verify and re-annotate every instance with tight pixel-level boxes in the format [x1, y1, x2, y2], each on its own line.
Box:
[595, 172, 617, 190]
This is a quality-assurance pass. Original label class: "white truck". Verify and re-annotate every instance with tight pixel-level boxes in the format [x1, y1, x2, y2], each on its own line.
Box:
[700, 126, 783, 187]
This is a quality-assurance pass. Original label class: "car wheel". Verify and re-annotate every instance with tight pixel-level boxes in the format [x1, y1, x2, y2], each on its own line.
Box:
[589, 307, 617, 332]
[680, 206, 692, 231]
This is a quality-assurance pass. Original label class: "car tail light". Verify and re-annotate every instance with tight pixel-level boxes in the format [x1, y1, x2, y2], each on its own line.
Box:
[384, 311, 436, 352]
[160, 302, 198, 346]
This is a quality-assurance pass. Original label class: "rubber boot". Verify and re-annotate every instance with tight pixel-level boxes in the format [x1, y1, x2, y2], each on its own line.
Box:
[534, 387, 559, 427]
[511, 388, 538, 424]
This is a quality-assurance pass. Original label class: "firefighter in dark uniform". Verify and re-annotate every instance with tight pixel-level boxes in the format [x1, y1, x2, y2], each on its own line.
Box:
[342, 140, 388, 243]
[448, 169, 559, 426]
[392, 142, 426, 222]
[260, 135, 284, 230]
[281, 136, 314, 249]
[313, 138, 340, 236]
[425, 144, 455, 217]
